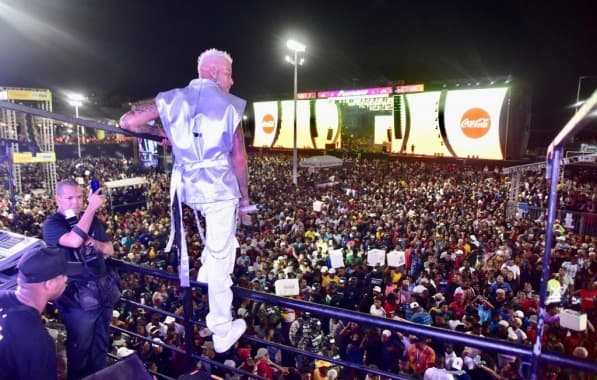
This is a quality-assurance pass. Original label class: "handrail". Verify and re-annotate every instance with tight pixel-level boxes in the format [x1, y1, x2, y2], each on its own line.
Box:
[0, 100, 162, 142]
[110, 259, 597, 378]
[529, 89, 597, 380]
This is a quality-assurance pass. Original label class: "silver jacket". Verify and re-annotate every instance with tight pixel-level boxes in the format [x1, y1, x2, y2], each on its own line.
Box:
[156, 78, 246, 204]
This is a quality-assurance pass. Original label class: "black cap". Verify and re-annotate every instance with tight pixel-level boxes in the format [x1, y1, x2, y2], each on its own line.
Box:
[17, 247, 83, 283]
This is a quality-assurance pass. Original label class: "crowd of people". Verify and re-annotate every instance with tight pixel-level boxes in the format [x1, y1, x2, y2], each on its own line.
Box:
[1, 153, 596, 379]
[54, 132, 127, 145]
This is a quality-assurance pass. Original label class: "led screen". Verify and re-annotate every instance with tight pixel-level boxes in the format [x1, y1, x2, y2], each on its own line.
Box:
[335, 96, 392, 150]
[404, 91, 451, 156]
[278, 100, 312, 149]
[314, 99, 340, 149]
[443, 88, 507, 160]
[138, 138, 158, 167]
[374, 115, 393, 145]
[252, 101, 278, 147]
[253, 86, 510, 159]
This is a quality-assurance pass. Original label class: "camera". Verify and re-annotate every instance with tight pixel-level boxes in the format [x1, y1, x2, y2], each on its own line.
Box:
[78, 244, 99, 263]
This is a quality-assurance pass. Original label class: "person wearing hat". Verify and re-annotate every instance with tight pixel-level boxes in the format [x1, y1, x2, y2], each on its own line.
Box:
[446, 356, 471, 380]
[322, 267, 340, 290]
[313, 359, 333, 380]
[0, 247, 82, 380]
[379, 329, 402, 372]
[253, 347, 289, 379]
[409, 301, 432, 325]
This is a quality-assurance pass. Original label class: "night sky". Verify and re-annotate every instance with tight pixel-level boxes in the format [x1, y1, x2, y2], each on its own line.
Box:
[1, 0, 596, 146]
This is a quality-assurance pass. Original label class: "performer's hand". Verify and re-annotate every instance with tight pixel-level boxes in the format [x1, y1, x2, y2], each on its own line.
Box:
[158, 137, 171, 147]
[239, 198, 250, 216]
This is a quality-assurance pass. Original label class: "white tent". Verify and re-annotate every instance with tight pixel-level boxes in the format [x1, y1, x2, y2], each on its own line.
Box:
[105, 177, 148, 189]
[299, 155, 343, 169]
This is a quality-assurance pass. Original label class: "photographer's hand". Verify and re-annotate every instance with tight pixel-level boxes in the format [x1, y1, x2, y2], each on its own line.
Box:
[87, 188, 104, 212]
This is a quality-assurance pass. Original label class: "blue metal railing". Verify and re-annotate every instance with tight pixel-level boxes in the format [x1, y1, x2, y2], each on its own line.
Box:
[110, 259, 597, 379]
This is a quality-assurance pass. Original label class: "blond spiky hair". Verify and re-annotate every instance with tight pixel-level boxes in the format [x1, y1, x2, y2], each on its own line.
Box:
[197, 48, 233, 75]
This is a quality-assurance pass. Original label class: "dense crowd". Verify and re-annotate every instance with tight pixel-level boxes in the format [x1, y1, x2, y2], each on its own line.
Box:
[1, 153, 596, 380]
[54, 133, 127, 144]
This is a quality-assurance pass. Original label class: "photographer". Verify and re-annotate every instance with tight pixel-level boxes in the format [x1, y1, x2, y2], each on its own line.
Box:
[42, 179, 117, 380]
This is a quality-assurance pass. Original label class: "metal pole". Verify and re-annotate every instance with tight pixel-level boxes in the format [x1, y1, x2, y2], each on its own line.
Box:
[529, 147, 562, 380]
[575, 76, 585, 114]
[75, 105, 81, 158]
[292, 50, 298, 186]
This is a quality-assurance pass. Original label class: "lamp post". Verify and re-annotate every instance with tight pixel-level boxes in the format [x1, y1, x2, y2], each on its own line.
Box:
[575, 75, 596, 113]
[67, 93, 86, 158]
[285, 39, 305, 186]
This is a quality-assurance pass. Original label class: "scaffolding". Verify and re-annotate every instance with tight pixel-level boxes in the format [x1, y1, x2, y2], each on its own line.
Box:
[0, 87, 57, 194]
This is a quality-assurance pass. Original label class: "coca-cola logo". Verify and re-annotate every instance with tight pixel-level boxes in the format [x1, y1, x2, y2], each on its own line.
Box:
[261, 114, 275, 134]
[460, 108, 491, 139]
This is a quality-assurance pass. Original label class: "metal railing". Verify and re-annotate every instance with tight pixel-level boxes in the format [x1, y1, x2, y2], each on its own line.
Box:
[110, 259, 597, 380]
[506, 201, 597, 236]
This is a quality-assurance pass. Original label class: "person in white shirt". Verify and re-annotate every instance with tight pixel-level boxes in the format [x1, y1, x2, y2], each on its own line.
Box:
[424, 356, 455, 380]
[370, 297, 387, 318]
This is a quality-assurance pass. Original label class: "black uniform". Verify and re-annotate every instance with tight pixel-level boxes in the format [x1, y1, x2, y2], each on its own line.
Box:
[0, 291, 58, 380]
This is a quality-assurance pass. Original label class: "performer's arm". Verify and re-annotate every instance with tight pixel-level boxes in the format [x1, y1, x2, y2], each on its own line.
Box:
[232, 124, 249, 206]
[119, 101, 166, 139]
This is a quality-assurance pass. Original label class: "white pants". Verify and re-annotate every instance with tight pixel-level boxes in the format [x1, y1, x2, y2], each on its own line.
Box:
[192, 199, 239, 337]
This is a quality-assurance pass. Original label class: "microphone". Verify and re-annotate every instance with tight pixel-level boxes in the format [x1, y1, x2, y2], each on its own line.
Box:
[239, 204, 260, 214]
[239, 204, 260, 226]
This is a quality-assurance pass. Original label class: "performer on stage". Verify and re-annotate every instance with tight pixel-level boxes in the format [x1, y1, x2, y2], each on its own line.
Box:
[119, 48, 250, 353]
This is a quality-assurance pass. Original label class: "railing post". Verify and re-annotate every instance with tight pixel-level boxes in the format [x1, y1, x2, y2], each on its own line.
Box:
[530, 147, 562, 380]
[182, 286, 194, 372]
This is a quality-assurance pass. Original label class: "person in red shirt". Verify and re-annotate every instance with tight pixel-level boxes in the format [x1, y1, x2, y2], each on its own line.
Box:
[406, 336, 436, 376]
[573, 280, 597, 317]
[449, 293, 466, 320]
[253, 348, 288, 379]
[383, 292, 399, 316]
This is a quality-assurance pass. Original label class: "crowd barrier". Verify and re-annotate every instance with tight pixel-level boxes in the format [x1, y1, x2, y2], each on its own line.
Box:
[506, 201, 597, 236]
[110, 259, 597, 380]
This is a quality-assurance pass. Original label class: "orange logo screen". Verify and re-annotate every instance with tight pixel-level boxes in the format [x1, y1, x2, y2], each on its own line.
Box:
[460, 108, 491, 139]
[262, 114, 275, 134]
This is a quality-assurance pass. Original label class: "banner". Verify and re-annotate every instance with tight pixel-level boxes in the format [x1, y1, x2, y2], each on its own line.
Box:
[329, 248, 344, 268]
[275, 278, 300, 297]
[0, 89, 52, 101]
[367, 249, 386, 267]
[387, 250, 406, 267]
[12, 152, 56, 163]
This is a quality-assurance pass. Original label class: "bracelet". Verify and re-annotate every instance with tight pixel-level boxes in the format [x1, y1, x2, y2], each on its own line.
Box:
[72, 225, 89, 240]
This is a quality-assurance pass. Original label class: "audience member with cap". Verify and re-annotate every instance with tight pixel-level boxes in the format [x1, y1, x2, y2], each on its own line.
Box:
[410, 301, 433, 325]
[0, 247, 82, 380]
